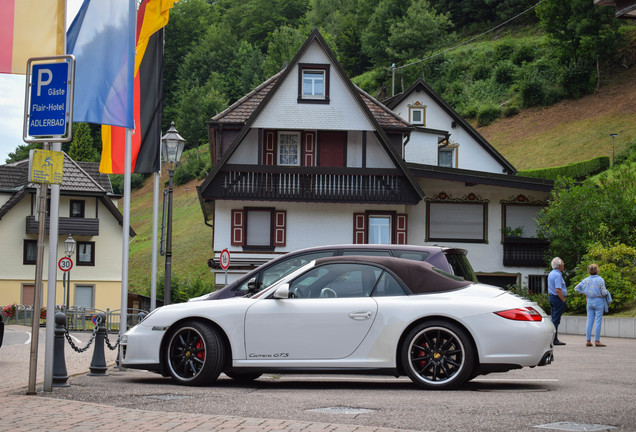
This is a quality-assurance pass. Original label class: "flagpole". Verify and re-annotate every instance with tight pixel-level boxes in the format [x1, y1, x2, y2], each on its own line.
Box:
[151, 169, 160, 310]
[119, 128, 132, 359]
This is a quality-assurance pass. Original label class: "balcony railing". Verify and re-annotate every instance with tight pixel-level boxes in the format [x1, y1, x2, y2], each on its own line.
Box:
[25, 216, 99, 236]
[503, 237, 549, 267]
[206, 165, 419, 204]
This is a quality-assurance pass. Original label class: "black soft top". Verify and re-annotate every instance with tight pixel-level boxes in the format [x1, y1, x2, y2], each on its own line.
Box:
[313, 255, 473, 294]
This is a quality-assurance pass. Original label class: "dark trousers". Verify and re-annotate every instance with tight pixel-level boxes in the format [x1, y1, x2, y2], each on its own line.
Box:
[549, 294, 566, 339]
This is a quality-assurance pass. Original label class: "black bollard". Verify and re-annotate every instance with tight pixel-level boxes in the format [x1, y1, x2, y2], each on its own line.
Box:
[88, 312, 109, 376]
[52, 312, 70, 387]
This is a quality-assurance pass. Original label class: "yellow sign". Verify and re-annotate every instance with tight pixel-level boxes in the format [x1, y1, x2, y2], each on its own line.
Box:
[29, 149, 64, 184]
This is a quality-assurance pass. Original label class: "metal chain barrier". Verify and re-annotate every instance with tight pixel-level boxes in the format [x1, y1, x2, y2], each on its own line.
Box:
[64, 316, 101, 353]
[104, 332, 120, 350]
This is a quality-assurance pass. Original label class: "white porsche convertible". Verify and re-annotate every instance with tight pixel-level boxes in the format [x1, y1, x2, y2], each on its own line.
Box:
[121, 256, 555, 390]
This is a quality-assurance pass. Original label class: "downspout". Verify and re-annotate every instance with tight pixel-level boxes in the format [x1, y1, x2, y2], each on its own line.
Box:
[402, 132, 411, 160]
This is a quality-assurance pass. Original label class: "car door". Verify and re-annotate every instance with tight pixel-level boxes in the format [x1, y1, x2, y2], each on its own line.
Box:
[244, 263, 380, 360]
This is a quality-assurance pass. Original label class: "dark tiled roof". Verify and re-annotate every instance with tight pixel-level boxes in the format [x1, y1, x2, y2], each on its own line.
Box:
[77, 161, 112, 193]
[0, 162, 28, 189]
[212, 72, 282, 124]
[211, 71, 409, 129]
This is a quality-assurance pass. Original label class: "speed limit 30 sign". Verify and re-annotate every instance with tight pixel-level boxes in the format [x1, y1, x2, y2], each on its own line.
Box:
[58, 257, 73, 272]
[220, 249, 231, 270]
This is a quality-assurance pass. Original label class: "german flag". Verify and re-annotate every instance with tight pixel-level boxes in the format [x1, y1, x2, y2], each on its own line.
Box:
[99, 0, 176, 174]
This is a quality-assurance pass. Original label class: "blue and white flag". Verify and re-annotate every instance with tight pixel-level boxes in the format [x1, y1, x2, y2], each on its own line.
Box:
[67, 0, 136, 128]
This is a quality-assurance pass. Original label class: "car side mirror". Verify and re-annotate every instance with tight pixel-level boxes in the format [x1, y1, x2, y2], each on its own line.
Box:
[247, 278, 260, 294]
[274, 284, 291, 299]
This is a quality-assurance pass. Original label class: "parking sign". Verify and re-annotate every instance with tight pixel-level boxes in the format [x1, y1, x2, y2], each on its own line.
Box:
[23, 55, 75, 143]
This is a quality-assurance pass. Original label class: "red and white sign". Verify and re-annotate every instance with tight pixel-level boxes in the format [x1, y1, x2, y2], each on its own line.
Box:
[220, 249, 231, 270]
[58, 256, 73, 272]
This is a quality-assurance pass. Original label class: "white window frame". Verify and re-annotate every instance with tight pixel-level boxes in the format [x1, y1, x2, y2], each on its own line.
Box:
[277, 131, 300, 166]
[409, 107, 425, 125]
[438, 146, 457, 168]
[302, 69, 325, 100]
[368, 215, 392, 244]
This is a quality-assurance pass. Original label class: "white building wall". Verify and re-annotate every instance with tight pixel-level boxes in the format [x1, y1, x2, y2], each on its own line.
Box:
[347, 131, 363, 167]
[393, 95, 505, 173]
[253, 42, 374, 132]
[404, 133, 438, 165]
[366, 133, 394, 168]
[408, 178, 551, 286]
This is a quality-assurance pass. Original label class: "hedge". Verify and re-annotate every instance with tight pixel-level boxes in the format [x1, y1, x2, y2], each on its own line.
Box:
[517, 156, 610, 180]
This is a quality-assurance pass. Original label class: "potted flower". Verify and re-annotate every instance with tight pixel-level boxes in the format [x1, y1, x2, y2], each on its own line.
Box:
[2, 303, 17, 319]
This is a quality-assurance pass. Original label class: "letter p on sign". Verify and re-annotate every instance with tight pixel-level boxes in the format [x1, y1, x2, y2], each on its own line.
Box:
[37, 69, 53, 96]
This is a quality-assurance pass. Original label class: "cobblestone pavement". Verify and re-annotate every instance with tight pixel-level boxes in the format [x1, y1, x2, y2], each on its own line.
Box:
[0, 325, 421, 432]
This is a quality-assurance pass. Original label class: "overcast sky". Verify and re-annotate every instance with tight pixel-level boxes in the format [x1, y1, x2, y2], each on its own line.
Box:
[0, 0, 87, 163]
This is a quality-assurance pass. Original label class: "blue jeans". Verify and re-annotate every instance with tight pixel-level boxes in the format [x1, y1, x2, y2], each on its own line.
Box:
[586, 297, 605, 342]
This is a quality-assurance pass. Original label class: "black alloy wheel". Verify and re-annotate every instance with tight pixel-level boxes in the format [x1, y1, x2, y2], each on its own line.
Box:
[401, 320, 474, 390]
[165, 321, 225, 386]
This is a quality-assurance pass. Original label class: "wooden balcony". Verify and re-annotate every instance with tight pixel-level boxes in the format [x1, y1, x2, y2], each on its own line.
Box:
[204, 164, 420, 204]
[26, 216, 99, 236]
[503, 237, 549, 267]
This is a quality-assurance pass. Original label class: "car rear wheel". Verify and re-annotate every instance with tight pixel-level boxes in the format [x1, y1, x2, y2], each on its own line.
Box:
[401, 321, 474, 390]
[165, 321, 225, 386]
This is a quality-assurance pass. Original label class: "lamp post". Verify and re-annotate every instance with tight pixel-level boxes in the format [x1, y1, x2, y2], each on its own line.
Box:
[161, 122, 186, 305]
[63, 234, 76, 309]
[610, 133, 617, 164]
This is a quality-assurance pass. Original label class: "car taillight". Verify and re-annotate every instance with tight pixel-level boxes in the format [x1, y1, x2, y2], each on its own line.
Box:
[495, 307, 543, 322]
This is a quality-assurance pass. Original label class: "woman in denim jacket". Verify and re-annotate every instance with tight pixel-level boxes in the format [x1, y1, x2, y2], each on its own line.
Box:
[575, 263, 610, 347]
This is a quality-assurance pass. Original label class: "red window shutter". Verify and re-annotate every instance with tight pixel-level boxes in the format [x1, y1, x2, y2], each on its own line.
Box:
[353, 213, 367, 244]
[263, 130, 276, 165]
[302, 131, 316, 166]
[231, 209, 244, 246]
[395, 213, 407, 244]
[273, 210, 287, 246]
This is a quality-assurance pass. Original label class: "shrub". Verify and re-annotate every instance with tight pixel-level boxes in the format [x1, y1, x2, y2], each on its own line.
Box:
[518, 156, 610, 180]
[518, 75, 546, 107]
[472, 64, 491, 81]
[559, 63, 595, 99]
[566, 243, 636, 314]
[512, 44, 536, 65]
[109, 173, 147, 195]
[503, 105, 519, 118]
[493, 60, 517, 85]
[476, 103, 502, 127]
[158, 273, 214, 304]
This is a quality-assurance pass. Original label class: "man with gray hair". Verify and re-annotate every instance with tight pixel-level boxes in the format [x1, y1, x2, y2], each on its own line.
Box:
[548, 257, 567, 345]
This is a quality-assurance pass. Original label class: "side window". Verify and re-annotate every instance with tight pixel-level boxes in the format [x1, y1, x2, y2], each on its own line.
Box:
[289, 263, 381, 299]
[372, 272, 407, 297]
[77, 242, 95, 266]
[260, 250, 334, 289]
[70, 200, 85, 218]
[23, 239, 37, 265]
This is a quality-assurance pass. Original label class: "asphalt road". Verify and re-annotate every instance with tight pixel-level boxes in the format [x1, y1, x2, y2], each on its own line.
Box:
[10, 333, 634, 432]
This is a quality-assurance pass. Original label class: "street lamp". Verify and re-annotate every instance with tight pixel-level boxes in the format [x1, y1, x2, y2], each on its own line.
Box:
[161, 122, 186, 305]
[610, 133, 617, 164]
[63, 234, 76, 309]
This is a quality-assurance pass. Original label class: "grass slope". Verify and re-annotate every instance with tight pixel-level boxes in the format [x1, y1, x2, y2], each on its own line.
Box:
[476, 67, 636, 170]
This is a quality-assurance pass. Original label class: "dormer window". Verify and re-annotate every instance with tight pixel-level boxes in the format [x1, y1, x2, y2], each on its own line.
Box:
[298, 64, 329, 103]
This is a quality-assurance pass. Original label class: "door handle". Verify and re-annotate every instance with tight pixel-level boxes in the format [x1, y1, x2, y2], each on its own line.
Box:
[349, 311, 372, 320]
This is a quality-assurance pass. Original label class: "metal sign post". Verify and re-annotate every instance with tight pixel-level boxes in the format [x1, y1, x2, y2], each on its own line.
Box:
[23, 55, 75, 394]
[220, 249, 231, 285]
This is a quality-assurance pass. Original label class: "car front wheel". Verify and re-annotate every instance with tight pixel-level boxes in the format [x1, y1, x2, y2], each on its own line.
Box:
[401, 321, 474, 390]
[165, 321, 225, 386]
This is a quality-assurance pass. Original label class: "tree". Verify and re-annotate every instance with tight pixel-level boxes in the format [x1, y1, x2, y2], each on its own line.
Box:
[68, 123, 99, 162]
[385, 0, 455, 64]
[536, 0, 622, 93]
[262, 26, 307, 76]
[5, 143, 40, 164]
[537, 164, 636, 276]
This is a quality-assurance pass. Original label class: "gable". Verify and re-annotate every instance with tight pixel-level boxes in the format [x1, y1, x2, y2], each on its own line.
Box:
[252, 41, 374, 132]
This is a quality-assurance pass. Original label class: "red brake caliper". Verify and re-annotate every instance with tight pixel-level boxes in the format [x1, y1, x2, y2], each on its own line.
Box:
[195, 339, 205, 360]
[418, 342, 428, 368]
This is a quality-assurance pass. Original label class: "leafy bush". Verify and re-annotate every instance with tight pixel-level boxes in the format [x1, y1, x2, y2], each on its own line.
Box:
[559, 63, 595, 99]
[613, 138, 636, 167]
[512, 43, 536, 65]
[493, 60, 517, 85]
[518, 156, 610, 180]
[109, 173, 147, 195]
[157, 273, 214, 304]
[476, 103, 502, 126]
[173, 148, 211, 186]
[566, 243, 636, 314]
[518, 75, 546, 107]
[503, 105, 519, 118]
[472, 64, 491, 81]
